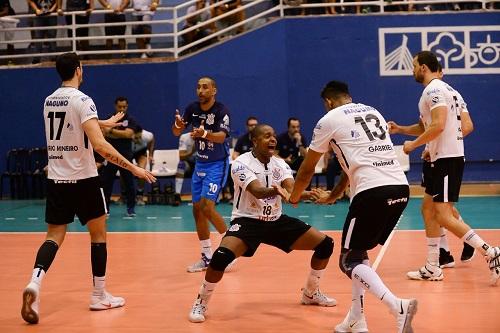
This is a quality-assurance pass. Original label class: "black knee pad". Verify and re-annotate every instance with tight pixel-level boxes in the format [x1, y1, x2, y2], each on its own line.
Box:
[209, 247, 236, 272]
[339, 248, 369, 279]
[313, 236, 334, 259]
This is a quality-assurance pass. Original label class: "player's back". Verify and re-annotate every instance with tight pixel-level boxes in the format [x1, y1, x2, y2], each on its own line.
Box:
[44, 87, 98, 180]
[315, 103, 407, 198]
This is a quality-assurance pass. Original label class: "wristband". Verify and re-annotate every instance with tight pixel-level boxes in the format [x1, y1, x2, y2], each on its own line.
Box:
[201, 130, 208, 139]
[174, 122, 181, 129]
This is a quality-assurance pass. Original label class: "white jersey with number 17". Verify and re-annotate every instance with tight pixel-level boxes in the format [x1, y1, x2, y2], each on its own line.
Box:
[309, 103, 408, 199]
[44, 87, 98, 180]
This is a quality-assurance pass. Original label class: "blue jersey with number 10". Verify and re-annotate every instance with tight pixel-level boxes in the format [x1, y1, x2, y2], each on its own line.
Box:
[183, 101, 231, 163]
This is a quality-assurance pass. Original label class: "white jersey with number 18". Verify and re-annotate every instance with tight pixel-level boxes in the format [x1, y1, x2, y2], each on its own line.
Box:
[309, 103, 408, 199]
[44, 87, 98, 180]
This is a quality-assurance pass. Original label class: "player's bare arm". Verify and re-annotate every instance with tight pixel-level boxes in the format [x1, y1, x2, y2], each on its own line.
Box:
[172, 109, 186, 136]
[191, 127, 227, 144]
[403, 106, 447, 154]
[315, 171, 349, 205]
[83, 118, 156, 183]
[245, 179, 280, 199]
[461, 111, 474, 137]
[387, 119, 425, 137]
[289, 148, 322, 204]
[98, 112, 125, 128]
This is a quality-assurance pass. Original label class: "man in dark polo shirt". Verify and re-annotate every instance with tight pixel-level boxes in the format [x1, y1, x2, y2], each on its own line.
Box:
[276, 117, 308, 173]
[101, 96, 139, 216]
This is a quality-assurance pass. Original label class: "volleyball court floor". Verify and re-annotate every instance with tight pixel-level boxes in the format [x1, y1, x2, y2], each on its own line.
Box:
[0, 195, 499, 332]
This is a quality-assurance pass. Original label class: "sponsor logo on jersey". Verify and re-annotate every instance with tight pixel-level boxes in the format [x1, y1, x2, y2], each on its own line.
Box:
[372, 159, 395, 167]
[232, 164, 246, 174]
[238, 173, 246, 181]
[223, 114, 229, 126]
[196, 171, 206, 177]
[387, 197, 408, 205]
[81, 96, 91, 102]
[54, 180, 78, 184]
[368, 144, 393, 152]
[431, 96, 441, 105]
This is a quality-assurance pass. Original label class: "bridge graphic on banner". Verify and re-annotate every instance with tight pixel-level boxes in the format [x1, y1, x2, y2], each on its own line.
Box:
[379, 25, 500, 76]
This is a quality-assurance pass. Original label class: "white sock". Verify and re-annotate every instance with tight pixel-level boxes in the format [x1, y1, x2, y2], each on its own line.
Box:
[462, 229, 490, 255]
[30, 268, 45, 286]
[352, 264, 398, 313]
[426, 237, 440, 266]
[175, 178, 184, 193]
[305, 268, 324, 294]
[439, 228, 449, 251]
[200, 239, 212, 260]
[93, 276, 106, 296]
[197, 279, 217, 304]
[350, 282, 365, 318]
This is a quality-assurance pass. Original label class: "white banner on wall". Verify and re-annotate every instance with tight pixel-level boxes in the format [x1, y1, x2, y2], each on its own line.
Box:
[379, 25, 500, 76]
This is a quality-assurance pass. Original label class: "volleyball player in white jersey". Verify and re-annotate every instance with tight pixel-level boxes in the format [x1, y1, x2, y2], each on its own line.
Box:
[396, 50, 499, 284]
[290, 81, 417, 333]
[188, 124, 336, 324]
[21, 52, 156, 325]
[389, 64, 476, 270]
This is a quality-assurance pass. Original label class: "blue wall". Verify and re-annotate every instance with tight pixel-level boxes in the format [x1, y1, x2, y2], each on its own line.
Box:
[1, 12, 499, 182]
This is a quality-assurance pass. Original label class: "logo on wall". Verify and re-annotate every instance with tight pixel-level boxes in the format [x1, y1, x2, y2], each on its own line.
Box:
[379, 26, 500, 76]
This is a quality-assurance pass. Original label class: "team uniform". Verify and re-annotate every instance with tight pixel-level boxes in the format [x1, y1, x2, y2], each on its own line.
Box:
[183, 101, 231, 203]
[419, 79, 466, 203]
[44, 87, 106, 225]
[132, 129, 154, 161]
[227, 152, 311, 256]
[309, 102, 409, 250]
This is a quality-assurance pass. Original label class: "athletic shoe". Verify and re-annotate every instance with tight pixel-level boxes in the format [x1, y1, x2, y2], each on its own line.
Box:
[187, 254, 210, 273]
[188, 298, 207, 323]
[21, 282, 40, 324]
[126, 208, 136, 217]
[395, 298, 418, 333]
[407, 263, 443, 281]
[300, 288, 337, 307]
[439, 248, 455, 268]
[89, 291, 125, 310]
[461, 243, 475, 262]
[334, 310, 368, 333]
[486, 246, 500, 286]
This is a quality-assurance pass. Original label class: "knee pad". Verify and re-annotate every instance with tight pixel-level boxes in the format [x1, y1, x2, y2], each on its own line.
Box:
[313, 236, 334, 260]
[209, 247, 235, 272]
[339, 249, 369, 279]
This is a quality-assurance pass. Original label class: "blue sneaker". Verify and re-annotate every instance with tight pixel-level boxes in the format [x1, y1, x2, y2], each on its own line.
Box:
[126, 208, 136, 217]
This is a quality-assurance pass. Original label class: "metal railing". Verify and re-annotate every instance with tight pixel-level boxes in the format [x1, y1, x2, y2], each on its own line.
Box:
[0, 0, 498, 63]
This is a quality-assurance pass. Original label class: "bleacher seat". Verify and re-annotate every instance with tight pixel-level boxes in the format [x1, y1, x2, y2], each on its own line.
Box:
[152, 149, 179, 177]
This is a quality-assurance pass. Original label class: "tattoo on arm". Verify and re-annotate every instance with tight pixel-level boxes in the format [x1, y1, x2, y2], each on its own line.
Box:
[104, 153, 129, 169]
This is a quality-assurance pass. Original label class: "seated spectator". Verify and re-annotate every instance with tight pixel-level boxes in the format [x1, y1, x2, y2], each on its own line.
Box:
[58, 0, 94, 55]
[98, 0, 129, 57]
[131, 0, 158, 59]
[28, 0, 58, 64]
[175, 132, 195, 195]
[0, 0, 18, 61]
[132, 126, 155, 205]
[212, 0, 245, 36]
[182, 0, 214, 50]
[276, 117, 307, 173]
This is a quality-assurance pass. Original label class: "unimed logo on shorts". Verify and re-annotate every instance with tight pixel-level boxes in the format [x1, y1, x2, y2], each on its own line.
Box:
[378, 25, 500, 76]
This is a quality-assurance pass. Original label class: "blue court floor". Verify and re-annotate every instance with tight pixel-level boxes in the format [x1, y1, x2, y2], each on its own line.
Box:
[0, 196, 499, 232]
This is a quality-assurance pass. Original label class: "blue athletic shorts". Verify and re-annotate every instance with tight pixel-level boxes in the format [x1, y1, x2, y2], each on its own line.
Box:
[191, 158, 229, 203]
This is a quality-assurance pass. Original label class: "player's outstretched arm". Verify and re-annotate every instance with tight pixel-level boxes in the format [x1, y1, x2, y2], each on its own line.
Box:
[387, 120, 425, 137]
[289, 148, 322, 204]
[315, 171, 348, 205]
[98, 112, 125, 129]
[83, 118, 156, 183]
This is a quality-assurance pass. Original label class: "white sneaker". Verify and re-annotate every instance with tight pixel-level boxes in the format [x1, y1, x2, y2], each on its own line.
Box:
[334, 310, 368, 333]
[395, 298, 418, 333]
[188, 299, 207, 323]
[187, 254, 210, 273]
[301, 288, 337, 307]
[407, 263, 443, 281]
[140, 53, 148, 59]
[89, 290, 125, 310]
[486, 246, 500, 286]
[21, 282, 40, 324]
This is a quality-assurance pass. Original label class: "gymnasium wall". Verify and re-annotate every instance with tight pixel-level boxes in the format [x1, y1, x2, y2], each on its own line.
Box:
[1, 12, 499, 182]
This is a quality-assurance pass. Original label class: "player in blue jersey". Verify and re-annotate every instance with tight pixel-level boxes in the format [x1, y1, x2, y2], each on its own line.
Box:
[172, 77, 231, 272]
